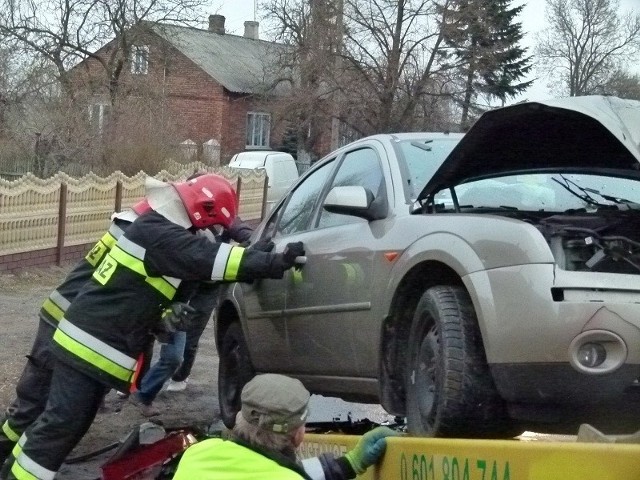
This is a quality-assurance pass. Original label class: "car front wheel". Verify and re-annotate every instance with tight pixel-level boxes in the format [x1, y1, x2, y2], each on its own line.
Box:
[218, 322, 255, 429]
[405, 285, 508, 437]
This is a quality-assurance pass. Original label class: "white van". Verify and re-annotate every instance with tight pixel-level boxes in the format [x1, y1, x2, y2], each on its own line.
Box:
[228, 151, 299, 212]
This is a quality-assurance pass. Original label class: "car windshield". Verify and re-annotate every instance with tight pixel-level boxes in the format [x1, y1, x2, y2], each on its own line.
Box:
[434, 172, 640, 212]
[399, 137, 461, 199]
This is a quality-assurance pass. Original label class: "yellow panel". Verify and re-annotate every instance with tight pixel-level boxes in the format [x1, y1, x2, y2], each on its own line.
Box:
[300, 433, 640, 480]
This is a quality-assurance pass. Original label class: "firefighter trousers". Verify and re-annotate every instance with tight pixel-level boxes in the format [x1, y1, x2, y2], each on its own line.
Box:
[2, 359, 108, 480]
[0, 320, 56, 466]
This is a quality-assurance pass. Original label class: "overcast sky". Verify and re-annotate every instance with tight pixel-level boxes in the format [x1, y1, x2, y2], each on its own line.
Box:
[206, 0, 639, 102]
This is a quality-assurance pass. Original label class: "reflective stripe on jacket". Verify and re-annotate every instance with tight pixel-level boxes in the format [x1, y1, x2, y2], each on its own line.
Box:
[39, 213, 136, 327]
[53, 318, 138, 386]
[173, 438, 306, 480]
[93, 236, 181, 300]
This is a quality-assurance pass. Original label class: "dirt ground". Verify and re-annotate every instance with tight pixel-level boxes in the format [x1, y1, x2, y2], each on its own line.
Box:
[0, 263, 221, 479]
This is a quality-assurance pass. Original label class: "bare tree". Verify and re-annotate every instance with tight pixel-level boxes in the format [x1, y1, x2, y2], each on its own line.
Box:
[535, 0, 640, 96]
[0, 0, 207, 104]
[600, 68, 640, 100]
[339, 0, 456, 134]
[263, 0, 459, 157]
[0, 0, 210, 175]
[262, 0, 341, 159]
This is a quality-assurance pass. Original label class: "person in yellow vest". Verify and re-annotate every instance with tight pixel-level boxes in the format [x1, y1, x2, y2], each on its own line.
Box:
[173, 373, 398, 479]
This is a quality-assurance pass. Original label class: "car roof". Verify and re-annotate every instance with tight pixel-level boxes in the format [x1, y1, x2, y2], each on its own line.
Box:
[230, 151, 294, 168]
[418, 95, 640, 200]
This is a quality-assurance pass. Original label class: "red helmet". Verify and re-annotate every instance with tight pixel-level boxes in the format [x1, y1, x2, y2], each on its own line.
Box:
[173, 174, 238, 229]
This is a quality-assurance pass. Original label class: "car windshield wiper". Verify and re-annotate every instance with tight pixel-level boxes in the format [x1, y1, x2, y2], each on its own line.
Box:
[552, 175, 610, 208]
[410, 140, 433, 152]
[587, 190, 640, 209]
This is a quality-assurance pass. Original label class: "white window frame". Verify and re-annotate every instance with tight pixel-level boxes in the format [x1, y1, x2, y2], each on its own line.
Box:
[130, 45, 149, 75]
[88, 103, 111, 135]
[246, 112, 271, 148]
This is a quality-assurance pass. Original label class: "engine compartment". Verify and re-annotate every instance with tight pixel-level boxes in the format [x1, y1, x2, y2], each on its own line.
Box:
[534, 212, 640, 274]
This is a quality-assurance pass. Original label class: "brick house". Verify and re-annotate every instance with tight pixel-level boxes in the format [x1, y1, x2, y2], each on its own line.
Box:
[71, 14, 330, 165]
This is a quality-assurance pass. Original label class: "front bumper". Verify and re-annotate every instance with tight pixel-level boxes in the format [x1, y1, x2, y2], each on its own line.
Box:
[466, 263, 640, 403]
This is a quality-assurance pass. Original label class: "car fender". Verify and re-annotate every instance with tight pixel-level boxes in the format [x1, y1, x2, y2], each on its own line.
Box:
[379, 217, 555, 316]
[214, 283, 247, 349]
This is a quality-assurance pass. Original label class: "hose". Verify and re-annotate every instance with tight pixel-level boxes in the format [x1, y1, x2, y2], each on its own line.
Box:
[63, 441, 120, 464]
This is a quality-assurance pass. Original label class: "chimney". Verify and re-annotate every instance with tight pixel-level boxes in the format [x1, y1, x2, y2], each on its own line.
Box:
[244, 21, 259, 40]
[209, 14, 225, 35]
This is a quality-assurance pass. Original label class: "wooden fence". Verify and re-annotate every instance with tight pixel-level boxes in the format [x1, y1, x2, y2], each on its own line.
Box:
[0, 163, 267, 272]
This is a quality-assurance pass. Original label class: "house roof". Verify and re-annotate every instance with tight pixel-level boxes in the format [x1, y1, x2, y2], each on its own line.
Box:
[149, 23, 291, 95]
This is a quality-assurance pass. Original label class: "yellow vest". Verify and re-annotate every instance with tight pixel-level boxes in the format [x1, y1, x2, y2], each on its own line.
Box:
[173, 438, 306, 480]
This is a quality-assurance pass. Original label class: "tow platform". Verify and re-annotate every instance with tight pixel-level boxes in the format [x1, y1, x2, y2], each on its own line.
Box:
[95, 420, 640, 479]
[299, 427, 640, 479]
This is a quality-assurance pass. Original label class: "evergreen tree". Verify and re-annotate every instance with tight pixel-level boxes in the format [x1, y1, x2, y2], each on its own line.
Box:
[440, 0, 532, 127]
[482, 0, 533, 104]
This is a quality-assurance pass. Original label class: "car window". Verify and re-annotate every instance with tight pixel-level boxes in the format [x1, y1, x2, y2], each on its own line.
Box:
[317, 147, 384, 229]
[433, 173, 640, 212]
[399, 137, 461, 199]
[274, 160, 335, 236]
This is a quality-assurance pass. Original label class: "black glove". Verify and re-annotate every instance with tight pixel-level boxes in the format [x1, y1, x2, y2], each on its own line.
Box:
[267, 242, 305, 279]
[159, 302, 196, 334]
[282, 242, 305, 268]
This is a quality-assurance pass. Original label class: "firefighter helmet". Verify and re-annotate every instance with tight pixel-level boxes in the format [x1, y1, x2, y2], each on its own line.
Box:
[173, 174, 237, 229]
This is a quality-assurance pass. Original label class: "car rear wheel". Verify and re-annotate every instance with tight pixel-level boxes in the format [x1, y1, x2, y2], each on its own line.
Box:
[218, 322, 255, 429]
[405, 285, 509, 437]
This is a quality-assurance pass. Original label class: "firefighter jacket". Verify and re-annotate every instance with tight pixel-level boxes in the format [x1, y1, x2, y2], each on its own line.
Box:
[38, 210, 139, 328]
[173, 437, 356, 480]
[51, 210, 289, 392]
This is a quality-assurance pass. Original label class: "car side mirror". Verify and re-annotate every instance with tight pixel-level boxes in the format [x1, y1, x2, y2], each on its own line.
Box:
[323, 185, 387, 221]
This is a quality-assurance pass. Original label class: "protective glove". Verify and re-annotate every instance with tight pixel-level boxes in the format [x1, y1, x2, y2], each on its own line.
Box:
[266, 242, 305, 279]
[159, 302, 196, 333]
[344, 426, 399, 475]
[249, 237, 275, 252]
[282, 242, 305, 269]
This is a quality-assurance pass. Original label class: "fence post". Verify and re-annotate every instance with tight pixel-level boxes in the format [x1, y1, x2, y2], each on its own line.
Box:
[56, 183, 68, 266]
[260, 175, 269, 220]
[235, 177, 242, 205]
[115, 180, 123, 212]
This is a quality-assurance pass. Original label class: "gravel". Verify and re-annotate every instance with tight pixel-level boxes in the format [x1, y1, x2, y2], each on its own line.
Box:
[0, 263, 220, 479]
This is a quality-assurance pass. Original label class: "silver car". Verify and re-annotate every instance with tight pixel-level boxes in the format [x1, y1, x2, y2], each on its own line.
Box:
[215, 95, 640, 437]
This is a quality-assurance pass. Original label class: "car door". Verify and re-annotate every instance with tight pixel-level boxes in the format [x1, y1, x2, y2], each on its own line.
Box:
[242, 160, 337, 372]
[283, 145, 390, 377]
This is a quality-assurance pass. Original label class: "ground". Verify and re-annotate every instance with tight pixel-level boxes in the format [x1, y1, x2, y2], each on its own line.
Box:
[0, 263, 395, 479]
[0, 263, 220, 479]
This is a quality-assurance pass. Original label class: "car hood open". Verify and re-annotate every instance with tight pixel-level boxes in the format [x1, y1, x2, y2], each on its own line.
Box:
[418, 95, 640, 200]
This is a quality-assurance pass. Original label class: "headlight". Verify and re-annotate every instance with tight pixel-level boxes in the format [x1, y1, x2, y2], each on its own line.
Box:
[577, 342, 606, 368]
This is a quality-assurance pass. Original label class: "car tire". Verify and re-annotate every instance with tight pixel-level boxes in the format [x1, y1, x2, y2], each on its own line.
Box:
[405, 285, 509, 437]
[218, 322, 255, 429]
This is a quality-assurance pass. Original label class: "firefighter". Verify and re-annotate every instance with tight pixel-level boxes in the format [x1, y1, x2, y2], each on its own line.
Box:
[166, 215, 255, 393]
[173, 373, 398, 479]
[0, 197, 151, 465]
[1, 174, 305, 480]
[129, 215, 257, 416]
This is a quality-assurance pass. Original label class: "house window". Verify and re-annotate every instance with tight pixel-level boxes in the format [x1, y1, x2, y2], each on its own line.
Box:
[131, 45, 149, 74]
[89, 103, 111, 135]
[246, 112, 271, 148]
